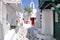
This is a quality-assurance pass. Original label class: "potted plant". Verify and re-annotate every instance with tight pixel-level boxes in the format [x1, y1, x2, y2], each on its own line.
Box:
[23, 7, 32, 21]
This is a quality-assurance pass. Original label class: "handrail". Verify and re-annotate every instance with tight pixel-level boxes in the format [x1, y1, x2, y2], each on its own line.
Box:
[39, 0, 60, 14]
[44, 3, 52, 9]
[51, 0, 60, 14]
[52, 3, 60, 14]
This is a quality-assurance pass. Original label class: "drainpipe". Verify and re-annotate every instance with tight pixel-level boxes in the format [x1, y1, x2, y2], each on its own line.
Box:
[51, 0, 60, 14]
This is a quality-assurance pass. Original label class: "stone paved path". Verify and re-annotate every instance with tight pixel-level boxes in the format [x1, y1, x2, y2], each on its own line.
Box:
[15, 26, 56, 40]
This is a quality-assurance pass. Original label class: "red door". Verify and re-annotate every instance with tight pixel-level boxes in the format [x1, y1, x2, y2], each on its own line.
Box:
[30, 17, 36, 26]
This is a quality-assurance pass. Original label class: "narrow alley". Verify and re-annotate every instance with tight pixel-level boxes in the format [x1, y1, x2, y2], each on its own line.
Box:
[0, 0, 60, 40]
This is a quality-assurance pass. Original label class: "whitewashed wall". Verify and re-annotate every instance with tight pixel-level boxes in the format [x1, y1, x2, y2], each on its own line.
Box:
[42, 9, 53, 36]
[6, 4, 16, 26]
[0, 1, 4, 40]
[2, 2, 10, 35]
[0, 1, 17, 35]
[0, 1, 2, 22]
[0, 23, 4, 40]
[0, 0, 20, 40]
[36, 9, 40, 27]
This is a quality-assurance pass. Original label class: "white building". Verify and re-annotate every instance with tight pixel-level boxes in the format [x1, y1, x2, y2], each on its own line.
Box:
[42, 9, 53, 36]
[23, 0, 37, 28]
[0, 0, 22, 40]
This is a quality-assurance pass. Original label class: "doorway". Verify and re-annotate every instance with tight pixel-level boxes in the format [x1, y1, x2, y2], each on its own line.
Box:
[53, 10, 60, 40]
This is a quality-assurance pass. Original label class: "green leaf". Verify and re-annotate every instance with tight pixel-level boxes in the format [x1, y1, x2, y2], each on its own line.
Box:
[24, 7, 32, 13]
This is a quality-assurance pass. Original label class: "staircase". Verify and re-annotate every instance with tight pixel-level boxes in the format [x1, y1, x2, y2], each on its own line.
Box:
[27, 26, 56, 40]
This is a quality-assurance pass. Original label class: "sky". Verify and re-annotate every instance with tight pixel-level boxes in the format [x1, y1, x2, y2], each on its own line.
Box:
[22, 0, 38, 9]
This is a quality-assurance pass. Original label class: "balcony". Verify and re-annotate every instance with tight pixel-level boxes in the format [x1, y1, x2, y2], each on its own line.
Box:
[38, 0, 60, 9]
[3, 0, 22, 11]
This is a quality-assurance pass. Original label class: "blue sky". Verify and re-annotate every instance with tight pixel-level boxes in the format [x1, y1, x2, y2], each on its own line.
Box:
[22, 0, 38, 9]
